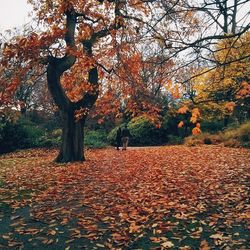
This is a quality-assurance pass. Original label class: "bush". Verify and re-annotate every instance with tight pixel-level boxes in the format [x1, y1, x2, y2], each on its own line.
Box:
[84, 130, 108, 148]
[167, 135, 183, 145]
[223, 139, 241, 148]
[222, 121, 250, 148]
[38, 129, 108, 149]
[184, 133, 224, 147]
[38, 129, 62, 148]
[184, 121, 250, 148]
[184, 135, 204, 146]
[127, 116, 162, 146]
[0, 117, 45, 154]
[203, 137, 212, 144]
[108, 117, 162, 146]
[201, 120, 224, 133]
[161, 114, 179, 140]
[18, 118, 45, 146]
[107, 126, 122, 146]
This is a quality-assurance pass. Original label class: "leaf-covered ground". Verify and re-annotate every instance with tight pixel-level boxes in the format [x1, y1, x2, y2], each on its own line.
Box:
[0, 145, 249, 249]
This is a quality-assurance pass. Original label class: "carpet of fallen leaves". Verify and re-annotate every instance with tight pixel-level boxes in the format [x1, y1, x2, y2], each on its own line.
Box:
[0, 145, 249, 249]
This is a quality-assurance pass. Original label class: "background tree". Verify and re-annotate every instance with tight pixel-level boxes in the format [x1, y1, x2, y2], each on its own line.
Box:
[154, 0, 250, 90]
[190, 32, 250, 123]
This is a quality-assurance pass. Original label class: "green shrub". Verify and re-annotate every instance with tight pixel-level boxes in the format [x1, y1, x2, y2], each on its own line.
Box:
[107, 126, 123, 146]
[0, 121, 23, 153]
[84, 130, 108, 148]
[127, 116, 161, 146]
[38, 129, 62, 148]
[161, 114, 179, 140]
[39, 128, 109, 149]
[167, 135, 183, 145]
[18, 118, 45, 146]
[201, 120, 224, 133]
[108, 117, 162, 146]
[0, 117, 45, 153]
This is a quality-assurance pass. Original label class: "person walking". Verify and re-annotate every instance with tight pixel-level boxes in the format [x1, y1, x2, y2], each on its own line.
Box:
[115, 127, 122, 150]
[121, 125, 131, 150]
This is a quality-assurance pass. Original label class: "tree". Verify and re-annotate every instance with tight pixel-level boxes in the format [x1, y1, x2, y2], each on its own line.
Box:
[191, 32, 250, 122]
[153, 0, 250, 88]
[0, 0, 160, 162]
[155, 0, 250, 132]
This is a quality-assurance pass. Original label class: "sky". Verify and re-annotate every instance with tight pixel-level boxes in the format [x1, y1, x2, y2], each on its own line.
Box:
[0, 0, 249, 33]
[0, 0, 32, 32]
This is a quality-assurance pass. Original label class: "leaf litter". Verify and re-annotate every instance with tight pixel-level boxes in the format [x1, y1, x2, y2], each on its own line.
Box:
[0, 145, 249, 249]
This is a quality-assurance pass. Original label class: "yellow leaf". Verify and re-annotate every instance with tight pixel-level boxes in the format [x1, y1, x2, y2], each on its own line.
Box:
[179, 246, 192, 250]
[2, 235, 11, 240]
[47, 229, 57, 236]
[129, 222, 141, 233]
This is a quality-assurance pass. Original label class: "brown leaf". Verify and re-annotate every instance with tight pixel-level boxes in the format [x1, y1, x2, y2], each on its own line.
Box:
[200, 240, 210, 250]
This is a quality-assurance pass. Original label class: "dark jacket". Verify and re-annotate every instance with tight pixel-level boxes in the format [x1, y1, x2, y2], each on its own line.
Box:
[121, 127, 131, 137]
[116, 128, 122, 142]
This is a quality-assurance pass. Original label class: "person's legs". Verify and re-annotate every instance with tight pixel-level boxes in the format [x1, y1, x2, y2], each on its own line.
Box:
[122, 137, 126, 150]
[116, 140, 120, 150]
[125, 137, 129, 149]
[122, 137, 129, 150]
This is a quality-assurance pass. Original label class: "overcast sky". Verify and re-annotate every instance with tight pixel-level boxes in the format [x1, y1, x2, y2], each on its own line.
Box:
[0, 0, 249, 33]
[0, 0, 32, 32]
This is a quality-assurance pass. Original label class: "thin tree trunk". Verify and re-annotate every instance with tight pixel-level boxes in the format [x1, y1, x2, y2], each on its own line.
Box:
[231, 0, 237, 34]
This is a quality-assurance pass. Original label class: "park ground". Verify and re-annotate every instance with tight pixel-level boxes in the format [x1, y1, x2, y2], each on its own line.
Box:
[0, 145, 249, 249]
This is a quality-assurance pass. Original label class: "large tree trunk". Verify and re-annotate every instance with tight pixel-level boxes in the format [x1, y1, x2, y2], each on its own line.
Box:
[45, 9, 101, 163]
[47, 60, 99, 163]
[56, 111, 86, 163]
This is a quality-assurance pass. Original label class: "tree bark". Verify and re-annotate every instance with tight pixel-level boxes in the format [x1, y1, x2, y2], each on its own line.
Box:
[56, 110, 86, 162]
[47, 59, 99, 162]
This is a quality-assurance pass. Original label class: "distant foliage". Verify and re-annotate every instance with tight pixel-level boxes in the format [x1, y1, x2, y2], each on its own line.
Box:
[0, 117, 45, 154]
[128, 116, 162, 146]
[39, 129, 62, 148]
[184, 121, 250, 148]
[166, 135, 183, 145]
[84, 130, 108, 148]
[107, 126, 123, 146]
[108, 116, 162, 146]
[223, 121, 250, 148]
[200, 120, 225, 133]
